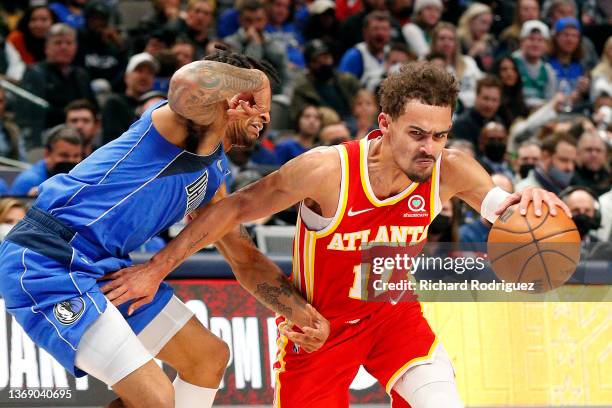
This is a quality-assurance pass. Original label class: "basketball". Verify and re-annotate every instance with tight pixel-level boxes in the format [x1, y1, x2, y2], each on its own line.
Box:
[487, 203, 581, 292]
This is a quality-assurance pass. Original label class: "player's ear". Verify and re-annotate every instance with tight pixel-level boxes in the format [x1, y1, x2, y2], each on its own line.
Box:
[378, 112, 390, 134]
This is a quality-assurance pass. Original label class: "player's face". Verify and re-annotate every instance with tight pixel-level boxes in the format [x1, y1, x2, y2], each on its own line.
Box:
[227, 111, 270, 147]
[381, 100, 452, 183]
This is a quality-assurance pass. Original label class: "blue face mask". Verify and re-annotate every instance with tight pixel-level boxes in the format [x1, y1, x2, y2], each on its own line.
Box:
[548, 165, 573, 189]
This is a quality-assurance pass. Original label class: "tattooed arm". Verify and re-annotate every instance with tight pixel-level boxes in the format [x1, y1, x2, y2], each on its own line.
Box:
[167, 60, 271, 126]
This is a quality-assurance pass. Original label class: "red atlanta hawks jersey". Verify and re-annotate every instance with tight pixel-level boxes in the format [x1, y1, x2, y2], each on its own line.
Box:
[291, 130, 442, 323]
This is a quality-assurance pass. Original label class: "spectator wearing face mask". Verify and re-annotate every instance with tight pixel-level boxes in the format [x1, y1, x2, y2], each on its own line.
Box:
[514, 139, 542, 182]
[516, 132, 577, 194]
[0, 198, 27, 241]
[291, 40, 361, 122]
[10, 125, 83, 197]
[460, 173, 514, 243]
[477, 122, 514, 180]
[571, 132, 610, 197]
[560, 186, 602, 244]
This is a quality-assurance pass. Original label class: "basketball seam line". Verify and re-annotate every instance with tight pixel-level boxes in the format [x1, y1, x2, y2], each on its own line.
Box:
[488, 228, 578, 264]
[523, 214, 553, 290]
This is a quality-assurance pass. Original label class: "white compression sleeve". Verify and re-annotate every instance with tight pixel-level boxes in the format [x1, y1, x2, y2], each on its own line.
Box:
[173, 376, 218, 408]
[480, 186, 512, 224]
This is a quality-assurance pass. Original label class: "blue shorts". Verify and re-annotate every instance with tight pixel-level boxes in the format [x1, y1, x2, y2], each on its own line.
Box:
[0, 207, 174, 377]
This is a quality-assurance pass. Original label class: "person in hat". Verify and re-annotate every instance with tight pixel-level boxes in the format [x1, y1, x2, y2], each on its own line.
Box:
[101, 52, 158, 144]
[401, 0, 443, 60]
[511, 20, 558, 109]
[291, 39, 361, 121]
[303, 0, 343, 61]
[547, 17, 590, 109]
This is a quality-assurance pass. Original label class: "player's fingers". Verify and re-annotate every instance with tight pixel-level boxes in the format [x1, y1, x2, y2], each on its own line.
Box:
[300, 326, 321, 340]
[531, 189, 544, 216]
[111, 291, 135, 307]
[99, 279, 122, 293]
[105, 286, 128, 302]
[544, 192, 559, 216]
[128, 296, 152, 316]
[518, 189, 533, 215]
[494, 192, 520, 215]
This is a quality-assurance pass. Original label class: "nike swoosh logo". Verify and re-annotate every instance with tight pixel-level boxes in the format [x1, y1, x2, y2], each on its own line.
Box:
[347, 207, 375, 217]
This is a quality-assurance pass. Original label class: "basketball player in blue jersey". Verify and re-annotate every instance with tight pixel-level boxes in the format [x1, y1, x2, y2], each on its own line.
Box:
[0, 49, 329, 408]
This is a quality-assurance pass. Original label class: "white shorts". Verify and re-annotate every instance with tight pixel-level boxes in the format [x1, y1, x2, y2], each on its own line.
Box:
[75, 296, 194, 386]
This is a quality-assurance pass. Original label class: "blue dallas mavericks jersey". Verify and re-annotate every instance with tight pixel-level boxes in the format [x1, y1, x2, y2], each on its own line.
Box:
[37, 100, 229, 259]
[0, 100, 230, 376]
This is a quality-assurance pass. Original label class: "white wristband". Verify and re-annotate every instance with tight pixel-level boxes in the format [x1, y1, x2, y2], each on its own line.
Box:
[480, 186, 512, 224]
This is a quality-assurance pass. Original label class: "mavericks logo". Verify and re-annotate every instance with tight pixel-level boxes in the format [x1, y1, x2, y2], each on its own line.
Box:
[185, 170, 209, 215]
[53, 297, 86, 325]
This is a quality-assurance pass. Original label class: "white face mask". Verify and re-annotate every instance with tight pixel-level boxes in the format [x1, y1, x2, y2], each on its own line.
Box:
[0, 223, 13, 241]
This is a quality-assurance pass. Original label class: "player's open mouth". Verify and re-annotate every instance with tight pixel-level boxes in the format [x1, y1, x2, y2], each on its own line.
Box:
[249, 123, 263, 136]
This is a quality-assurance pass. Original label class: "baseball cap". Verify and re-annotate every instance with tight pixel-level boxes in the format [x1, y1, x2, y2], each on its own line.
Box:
[126, 53, 159, 74]
[309, 0, 335, 15]
[553, 17, 581, 35]
[520, 20, 550, 39]
[304, 39, 331, 63]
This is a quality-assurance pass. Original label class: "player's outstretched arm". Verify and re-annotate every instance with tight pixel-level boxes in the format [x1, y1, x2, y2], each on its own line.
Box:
[101, 148, 340, 315]
[442, 149, 571, 222]
[168, 60, 271, 125]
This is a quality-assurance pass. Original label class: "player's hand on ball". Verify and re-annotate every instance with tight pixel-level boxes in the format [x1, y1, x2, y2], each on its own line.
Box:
[280, 304, 330, 353]
[99, 261, 165, 315]
[494, 187, 572, 218]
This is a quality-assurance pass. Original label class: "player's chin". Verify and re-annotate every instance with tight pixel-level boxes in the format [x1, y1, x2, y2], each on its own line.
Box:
[407, 167, 433, 183]
[230, 132, 258, 148]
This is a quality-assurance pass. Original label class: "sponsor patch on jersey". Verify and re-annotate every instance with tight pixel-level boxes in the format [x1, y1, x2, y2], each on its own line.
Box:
[185, 170, 209, 215]
[53, 297, 86, 325]
[407, 195, 426, 212]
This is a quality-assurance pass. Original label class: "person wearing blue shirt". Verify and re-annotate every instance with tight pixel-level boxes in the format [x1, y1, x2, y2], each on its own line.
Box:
[338, 11, 391, 90]
[275, 105, 321, 164]
[548, 17, 589, 106]
[0, 178, 8, 196]
[10, 127, 83, 196]
[0, 50, 323, 408]
[49, 1, 85, 29]
[265, 0, 306, 68]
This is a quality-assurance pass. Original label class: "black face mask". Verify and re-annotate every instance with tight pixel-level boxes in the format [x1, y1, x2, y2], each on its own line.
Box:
[49, 161, 78, 177]
[312, 64, 335, 82]
[484, 141, 507, 163]
[519, 163, 535, 179]
[573, 214, 599, 238]
[429, 215, 451, 235]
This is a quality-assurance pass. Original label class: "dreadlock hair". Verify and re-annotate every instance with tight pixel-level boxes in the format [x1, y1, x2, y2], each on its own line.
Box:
[203, 44, 280, 86]
[181, 45, 279, 152]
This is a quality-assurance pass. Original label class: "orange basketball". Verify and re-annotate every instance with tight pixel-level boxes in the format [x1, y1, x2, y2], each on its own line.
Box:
[487, 203, 581, 292]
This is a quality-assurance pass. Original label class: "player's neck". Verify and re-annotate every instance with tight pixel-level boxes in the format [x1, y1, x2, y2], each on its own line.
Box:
[367, 137, 414, 198]
[152, 105, 223, 154]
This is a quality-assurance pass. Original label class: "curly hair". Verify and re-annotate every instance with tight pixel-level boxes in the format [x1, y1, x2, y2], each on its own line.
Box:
[378, 61, 459, 119]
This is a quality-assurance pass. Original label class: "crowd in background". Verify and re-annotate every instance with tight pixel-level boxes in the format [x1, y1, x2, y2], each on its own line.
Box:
[0, 0, 610, 251]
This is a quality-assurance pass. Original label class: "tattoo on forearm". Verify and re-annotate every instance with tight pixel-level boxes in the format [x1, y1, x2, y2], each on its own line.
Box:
[254, 275, 296, 317]
[239, 225, 254, 244]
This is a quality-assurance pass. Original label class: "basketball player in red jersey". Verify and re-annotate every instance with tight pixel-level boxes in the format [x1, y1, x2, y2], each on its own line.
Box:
[107, 62, 571, 407]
